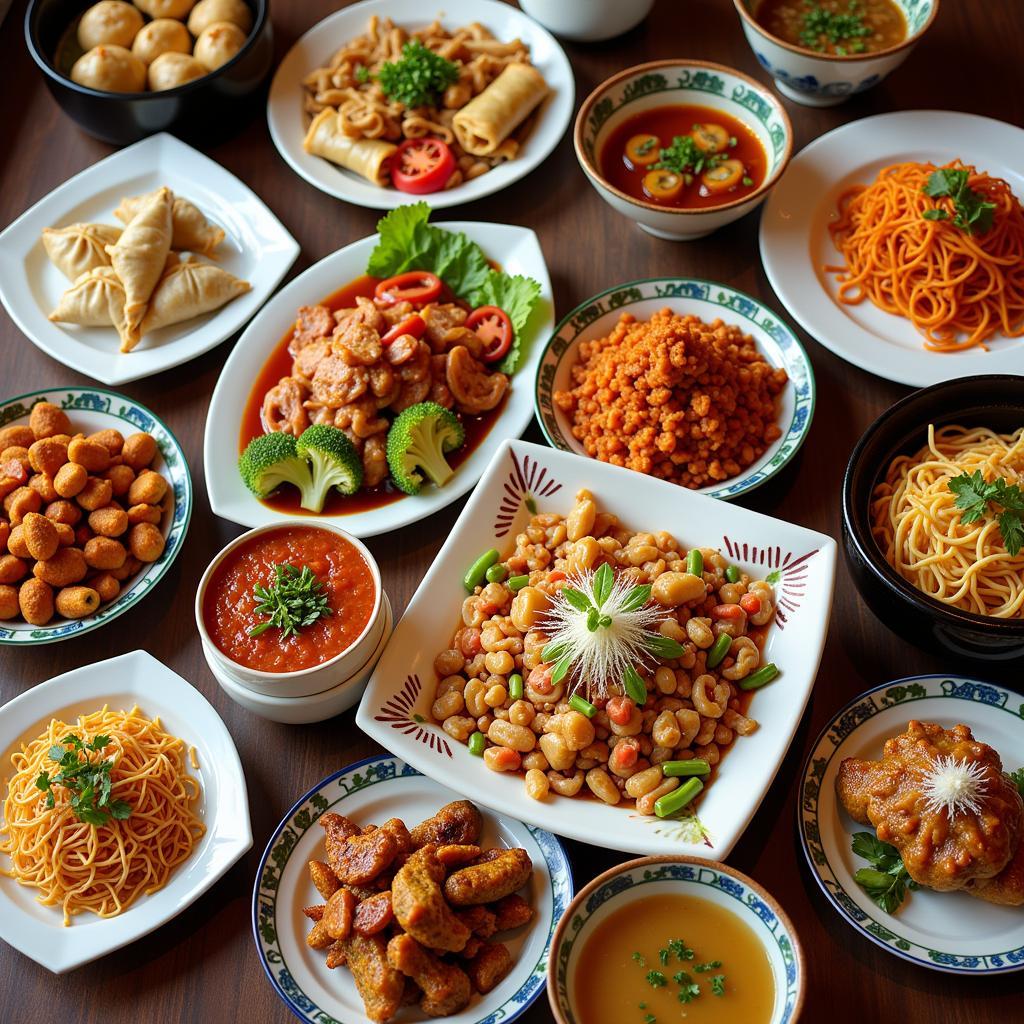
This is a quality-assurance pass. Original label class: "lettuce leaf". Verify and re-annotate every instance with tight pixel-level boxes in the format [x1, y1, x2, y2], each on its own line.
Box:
[366, 203, 541, 373]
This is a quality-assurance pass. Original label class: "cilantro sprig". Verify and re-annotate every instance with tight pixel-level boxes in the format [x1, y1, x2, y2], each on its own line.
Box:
[921, 168, 997, 234]
[376, 40, 459, 109]
[34, 735, 132, 828]
[631, 939, 728, 1013]
[851, 832, 919, 913]
[249, 563, 333, 639]
[948, 470, 1024, 556]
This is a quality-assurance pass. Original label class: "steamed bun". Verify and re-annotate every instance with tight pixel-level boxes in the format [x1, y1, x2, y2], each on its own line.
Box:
[187, 0, 252, 37]
[193, 21, 246, 71]
[133, 0, 196, 18]
[148, 51, 206, 91]
[131, 19, 192, 65]
[77, 2, 143, 50]
[71, 44, 146, 93]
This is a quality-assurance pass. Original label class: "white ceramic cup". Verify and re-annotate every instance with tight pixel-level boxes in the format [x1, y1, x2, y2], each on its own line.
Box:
[518, 0, 654, 41]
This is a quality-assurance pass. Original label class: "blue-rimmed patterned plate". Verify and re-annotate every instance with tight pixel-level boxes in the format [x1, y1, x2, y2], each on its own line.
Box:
[253, 754, 573, 1024]
[0, 387, 191, 646]
[547, 856, 804, 1024]
[798, 674, 1024, 974]
[534, 278, 815, 500]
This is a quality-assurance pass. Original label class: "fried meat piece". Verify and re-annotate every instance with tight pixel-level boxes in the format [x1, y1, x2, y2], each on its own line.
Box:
[455, 904, 497, 939]
[436, 844, 481, 869]
[308, 859, 341, 901]
[967, 839, 1024, 906]
[837, 721, 1024, 893]
[465, 941, 513, 994]
[492, 893, 534, 931]
[290, 304, 333, 355]
[444, 848, 533, 906]
[320, 812, 360, 872]
[392, 847, 471, 952]
[410, 800, 483, 849]
[379, 817, 413, 858]
[334, 830, 399, 886]
[386, 933, 472, 1018]
[323, 887, 357, 940]
[261, 377, 310, 436]
[341, 933, 405, 1023]
[353, 891, 394, 936]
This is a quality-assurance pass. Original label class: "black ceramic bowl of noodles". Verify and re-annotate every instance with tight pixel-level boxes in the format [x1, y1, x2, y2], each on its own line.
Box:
[843, 374, 1024, 663]
[26, 0, 272, 146]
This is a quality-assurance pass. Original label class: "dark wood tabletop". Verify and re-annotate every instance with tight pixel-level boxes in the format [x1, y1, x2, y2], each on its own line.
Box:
[2, 0, 1023, 1020]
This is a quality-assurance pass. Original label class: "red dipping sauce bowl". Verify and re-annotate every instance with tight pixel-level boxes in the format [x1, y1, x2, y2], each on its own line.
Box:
[195, 522, 386, 698]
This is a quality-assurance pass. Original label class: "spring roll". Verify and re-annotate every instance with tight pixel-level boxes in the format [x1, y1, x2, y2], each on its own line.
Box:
[303, 109, 397, 187]
[453, 62, 548, 157]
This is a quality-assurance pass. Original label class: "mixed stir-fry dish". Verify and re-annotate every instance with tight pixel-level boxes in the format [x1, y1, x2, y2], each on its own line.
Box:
[431, 490, 779, 815]
[239, 204, 540, 510]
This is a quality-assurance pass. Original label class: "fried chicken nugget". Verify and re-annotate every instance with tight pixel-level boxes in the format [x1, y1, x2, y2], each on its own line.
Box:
[319, 811, 360, 867]
[436, 844, 481, 869]
[353, 891, 394, 936]
[492, 893, 534, 931]
[444, 848, 533, 906]
[341, 933, 405, 1023]
[335, 830, 399, 886]
[308, 859, 341, 900]
[392, 846, 471, 952]
[323, 887, 357, 940]
[465, 942, 513, 994]
[410, 800, 483, 849]
[386, 933, 472, 1018]
[455, 904, 497, 939]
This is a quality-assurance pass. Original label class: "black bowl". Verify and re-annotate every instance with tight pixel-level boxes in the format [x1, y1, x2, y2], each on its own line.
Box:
[842, 374, 1024, 663]
[26, 0, 272, 146]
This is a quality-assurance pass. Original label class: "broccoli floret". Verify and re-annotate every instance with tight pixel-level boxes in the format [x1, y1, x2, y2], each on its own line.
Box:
[239, 431, 314, 501]
[296, 424, 364, 512]
[386, 402, 465, 495]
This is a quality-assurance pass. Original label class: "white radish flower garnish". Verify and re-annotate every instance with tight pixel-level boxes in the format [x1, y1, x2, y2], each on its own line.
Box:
[920, 755, 988, 818]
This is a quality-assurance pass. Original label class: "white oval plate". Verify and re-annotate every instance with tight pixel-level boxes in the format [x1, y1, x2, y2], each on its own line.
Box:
[759, 111, 1024, 387]
[798, 674, 1024, 974]
[204, 222, 554, 537]
[357, 438, 837, 858]
[0, 133, 299, 386]
[0, 651, 252, 973]
[252, 753, 573, 1024]
[0, 386, 191, 646]
[534, 277, 815, 500]
[267, 0, 574, 210]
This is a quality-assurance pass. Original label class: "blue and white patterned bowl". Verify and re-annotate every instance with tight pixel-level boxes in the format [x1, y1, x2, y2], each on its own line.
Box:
[253, 753, 574, 1024]
[733, 0, 939, 107]
[547, 855, 805, 1024]
[0, 387, 191, 646]
[534, 277, 815, 501]
[574, 60, 792, 240]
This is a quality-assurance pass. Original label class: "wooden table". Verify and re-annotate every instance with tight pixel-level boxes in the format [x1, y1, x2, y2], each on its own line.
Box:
[2, 0, 1023, 1020]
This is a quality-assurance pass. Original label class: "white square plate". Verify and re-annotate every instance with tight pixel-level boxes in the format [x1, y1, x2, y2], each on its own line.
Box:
[0, 651, 252, 973]
[0, 133, 299, 386]
[357, 439, 837, 858]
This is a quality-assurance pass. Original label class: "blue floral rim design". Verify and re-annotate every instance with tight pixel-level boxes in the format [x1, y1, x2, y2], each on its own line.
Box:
[533, 278, 816, 501]
[552, 862, 802, 1023]
[251, 753, 575, 1024]
[797, 674, 1024, 974]
[0, 386, 192, 646]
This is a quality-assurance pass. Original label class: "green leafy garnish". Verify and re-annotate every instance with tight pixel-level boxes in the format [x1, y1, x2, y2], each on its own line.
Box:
[632, 952, 646, 967]
[646, 970, 667, 989]
[469, 272, 542, 375]
[376, 39, 459, 109]
[34, 735, 132, 827]
[851, 831, 919, 913]
[658, 947, 671, 966]
[948, 470, 1024, 555]
[654, 135, 723, 176]
[922, 168, 997, 234]
[667, 938, 693, 961]
[644, 1015, 656, 1024]
[354, 64, 370, 84]
[694, 960, 722, 973]
[1009, 767, 1024, 799]
[249, 563, 333, 639]
[710, 975, 727, 997]
[798, 1, 870, 54]
[677, 982, 701, 1004]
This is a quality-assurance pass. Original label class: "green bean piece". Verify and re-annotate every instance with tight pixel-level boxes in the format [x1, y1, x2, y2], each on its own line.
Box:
[468, 731, 486, 756]
[686, 549, 703, 577]
[654, 778, 704, 818]
[662, 759, 711, 777]
[463, 548, 500, 592]
[568, 694, 597, 718]
[725, 565, 741, 583]
[624, 665, 647, 706]
[706, 632, 732, 668]
[485, 563, 508, 584]
[739, 662, 779, 691]
[507, 574, 530, 592]
[508, 673, 524, 700]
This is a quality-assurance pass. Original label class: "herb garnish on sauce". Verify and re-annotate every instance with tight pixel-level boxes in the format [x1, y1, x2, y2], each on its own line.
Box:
[798, 1, 871, 55]
[851, 831, 919, 912]
[34, 735, 133, 827]
[921, 168, 997, 234]
[249, 563, 333, 639]
[948, 470, 1024, 555]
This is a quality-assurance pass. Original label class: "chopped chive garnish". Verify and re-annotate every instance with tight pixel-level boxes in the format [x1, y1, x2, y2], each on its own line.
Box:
[568, 694, 597, 718]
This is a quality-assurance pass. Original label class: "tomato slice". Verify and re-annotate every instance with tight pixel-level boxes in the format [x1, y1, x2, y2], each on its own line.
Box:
[380, 313, 426, 347]
[466, 305, 513, 363]
[390, 138, 457, 195]
[374, 272, 443, 306]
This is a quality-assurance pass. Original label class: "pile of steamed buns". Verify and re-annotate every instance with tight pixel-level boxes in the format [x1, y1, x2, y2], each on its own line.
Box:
[70, 0, 252, 94]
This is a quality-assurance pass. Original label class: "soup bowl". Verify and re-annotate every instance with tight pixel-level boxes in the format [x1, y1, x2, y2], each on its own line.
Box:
[547, 855, 805, 1024]
[732, 0, 939, 107]
[842, 374, 1024, 663]
[26, 0, 273, 145]
[195, 520, 387, 698]
[574, 60, 792, 241]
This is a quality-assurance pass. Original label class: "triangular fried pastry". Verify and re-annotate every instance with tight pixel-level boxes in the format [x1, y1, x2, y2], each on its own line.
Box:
[139, 255, 250, 339]
[48, 266, 137, 352]
[114, 190, 225, 255]
[41, 223, 122, 280]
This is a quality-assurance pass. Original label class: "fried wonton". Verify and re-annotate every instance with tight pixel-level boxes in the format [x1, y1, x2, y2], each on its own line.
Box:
[114, 189, 225, 255]
[41, 222, 122, 280]
[48, 266, 135, 351]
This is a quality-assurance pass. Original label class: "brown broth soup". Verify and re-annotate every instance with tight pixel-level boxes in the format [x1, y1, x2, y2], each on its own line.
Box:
[599, 105, 767, 210]
[239, 275, 506, 516]
[573, 893, 776, 1023]
[756, 0, 906, 55]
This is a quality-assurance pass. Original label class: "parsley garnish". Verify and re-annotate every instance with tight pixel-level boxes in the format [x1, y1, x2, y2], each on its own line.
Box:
[694, 960, 722, 973]
[376, 40, 459, 109]
[921, 168, 997, 234]
[646, 970, 667, 989]
[632, 951, 646, 967]
[710, 974, 727, 996]
[34, 734, 132, 827]
[677, 982, 702, 1003]
[798, 1, 870, 54]
[948, 470, 1024, 556]
[354, 64, 370, 84]
[1009, 767, 1024, 799]
[249, 563, 333, 639]
[644, 1016, 656, 1024]
[668, 938, 693, 961]
[658, 947, 670, 966]
[654, 135, 724, 178]
[851, 831, 919, 913]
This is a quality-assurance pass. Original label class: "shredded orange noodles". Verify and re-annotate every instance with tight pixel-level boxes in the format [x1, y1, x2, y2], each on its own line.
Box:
[826, 161, 1024, 352]
[0, 706, 204, 925]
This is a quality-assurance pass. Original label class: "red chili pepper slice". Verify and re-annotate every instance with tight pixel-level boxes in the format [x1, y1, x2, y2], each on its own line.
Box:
[380, 313, 426, 347]
[374, 272, 443, 306]
[466, 305, 513, 363]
